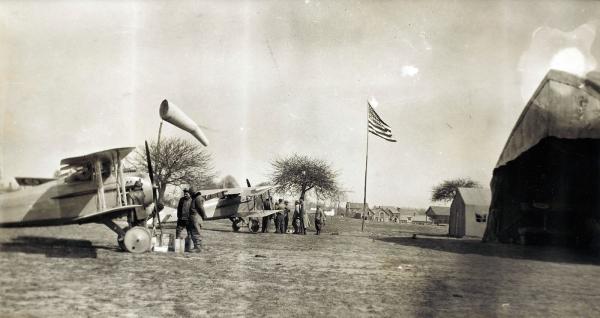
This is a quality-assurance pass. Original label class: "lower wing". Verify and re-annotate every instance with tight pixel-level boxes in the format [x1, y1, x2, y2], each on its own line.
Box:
[72, 205, 143, 224]
[235, 209, 281, 218]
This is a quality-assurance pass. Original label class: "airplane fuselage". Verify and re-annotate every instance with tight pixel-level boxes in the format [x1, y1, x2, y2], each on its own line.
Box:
[0, 176, 152, 227]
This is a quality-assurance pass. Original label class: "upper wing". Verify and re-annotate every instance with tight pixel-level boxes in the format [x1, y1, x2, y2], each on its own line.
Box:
[60, 147, 136, 167]
[71, 205, 142, 224]
[14, 177, 56, 186]
[240, 185, 277, 197]
[199, 185, 277, 198]
[199, 188, 235, 197]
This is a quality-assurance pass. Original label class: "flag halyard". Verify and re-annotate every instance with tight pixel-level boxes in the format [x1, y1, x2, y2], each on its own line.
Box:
[368, 105, 396, 142]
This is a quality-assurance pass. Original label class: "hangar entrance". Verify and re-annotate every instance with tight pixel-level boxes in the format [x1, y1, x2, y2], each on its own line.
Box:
[489, 137, 600, 246]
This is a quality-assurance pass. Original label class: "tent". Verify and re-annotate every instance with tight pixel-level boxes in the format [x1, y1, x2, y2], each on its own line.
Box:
[448, 188, 491, 238]
[483, 70, 600, 246]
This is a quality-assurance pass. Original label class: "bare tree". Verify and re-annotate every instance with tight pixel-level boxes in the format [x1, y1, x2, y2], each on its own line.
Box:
[431, 178, 481, 202]
[133, 137, 216, 201]
[269, 153, 339, 201]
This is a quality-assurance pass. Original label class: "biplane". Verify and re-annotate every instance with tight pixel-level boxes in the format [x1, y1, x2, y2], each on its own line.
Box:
[0, 147, 158, 253]
[146, 179, 282, 233]
[0, 99, 282, 253]
[188, 181, 281, 233]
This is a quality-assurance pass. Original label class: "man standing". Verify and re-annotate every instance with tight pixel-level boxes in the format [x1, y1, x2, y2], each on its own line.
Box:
[292, 201, 300, 234]
[299, 198, 307, 235]
[187, 187, 204, 253]
[261, 196, 272, 233]
[175, 189, 192, 240]
[127, 180, 148, 227]
[314, 206, 326, 235]
[274, 198, 282, 233]
[283, 200, 291, 233]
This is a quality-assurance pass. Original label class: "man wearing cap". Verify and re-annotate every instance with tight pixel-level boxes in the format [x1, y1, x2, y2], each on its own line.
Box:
[299, 198, 307, 235]
[292, 200, 300, 234]
[186, 187, 204, 252]
[283, 200, 291, 233]
[175, 189, 192, 240]
[274, 198, 284, 233]
[127, 180, 148, 227]
[314, 206, 326, 235]
[261, 196, 272, 233]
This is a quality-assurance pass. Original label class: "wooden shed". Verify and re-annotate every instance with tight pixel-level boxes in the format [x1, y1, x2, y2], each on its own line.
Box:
[425, 206, 450, 225]
[449, 187, 491, 238]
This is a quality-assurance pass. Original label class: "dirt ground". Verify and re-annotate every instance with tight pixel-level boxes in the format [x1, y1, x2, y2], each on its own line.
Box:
[1, 217, 600, 318]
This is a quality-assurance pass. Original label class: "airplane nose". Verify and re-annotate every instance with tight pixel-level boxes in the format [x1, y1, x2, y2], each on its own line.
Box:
[141, 179, 155, 207]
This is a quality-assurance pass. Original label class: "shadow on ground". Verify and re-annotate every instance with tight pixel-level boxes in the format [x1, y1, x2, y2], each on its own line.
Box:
[376, 236, 600, 265]
[0, 236, 98, 258]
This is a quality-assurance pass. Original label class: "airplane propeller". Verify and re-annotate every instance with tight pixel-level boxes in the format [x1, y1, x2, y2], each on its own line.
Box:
[145, 141, 162, 233]
[246, 179, 251, 187]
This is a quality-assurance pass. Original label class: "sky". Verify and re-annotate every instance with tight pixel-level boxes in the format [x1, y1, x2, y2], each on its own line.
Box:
[1, 0, 600, 208]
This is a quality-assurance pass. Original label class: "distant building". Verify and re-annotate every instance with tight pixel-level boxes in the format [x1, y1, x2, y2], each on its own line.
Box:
[425, 206, 450, 225]
[411, 214, 431, 225]
[448, 187, 491, 238]
[346, 202, 370, 219]
[396, 208, 425, 224]
[371, 206, 393, 222]
[389, 212, 401, 222]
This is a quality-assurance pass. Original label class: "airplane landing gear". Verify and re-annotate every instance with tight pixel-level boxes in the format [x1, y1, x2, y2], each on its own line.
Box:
[117, 226, 130, 251]
[122, 226, 151, 253]
[118, 237, 126, 251]
[249, 219, 260, 233]
[231, 218, 243, 232]
[104, 219, 151, 253]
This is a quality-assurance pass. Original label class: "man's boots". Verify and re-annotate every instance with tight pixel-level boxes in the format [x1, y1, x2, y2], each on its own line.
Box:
[189, 241, 202, 253]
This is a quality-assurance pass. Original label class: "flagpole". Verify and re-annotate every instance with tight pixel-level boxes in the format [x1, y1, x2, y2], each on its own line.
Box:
[362, 102, 369, 232]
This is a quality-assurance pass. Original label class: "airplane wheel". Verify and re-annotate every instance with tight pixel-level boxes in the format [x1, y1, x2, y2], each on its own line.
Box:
[250, 220, 260, 233]
[123, 226, 151, 253]
[232, 221, 241, 232]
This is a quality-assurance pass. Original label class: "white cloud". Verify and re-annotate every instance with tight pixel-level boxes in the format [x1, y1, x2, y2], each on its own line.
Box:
[401, 65, 419, 77]
[518, 22, 598, 102]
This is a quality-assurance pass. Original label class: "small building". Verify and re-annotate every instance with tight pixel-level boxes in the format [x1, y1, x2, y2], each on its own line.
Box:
[371, 206, 394, 222]
[411, 214, 431, 225]
[346, 202, 370, 219]
[425, 206, 450, 225]
[396, 208, 428, 224]
[449, 187, 491, 238]
[380, 206, 399, 222]
[389, 211, 402, 223]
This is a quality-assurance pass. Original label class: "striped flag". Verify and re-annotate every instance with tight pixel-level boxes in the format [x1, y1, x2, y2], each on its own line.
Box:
[368, 98, 396, 142]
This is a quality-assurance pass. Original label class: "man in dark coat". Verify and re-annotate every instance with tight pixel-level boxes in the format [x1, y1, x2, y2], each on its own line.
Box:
[261, 196, 272, 233]
[127, 180, 148, 227]
[175, 189, 192, 240]
[292, 200, 301, 234]
[186, 187, 204, 252]
[283, 200, 291, 233]
[314, 206, 326, 235]
[299, 198, 307, 235]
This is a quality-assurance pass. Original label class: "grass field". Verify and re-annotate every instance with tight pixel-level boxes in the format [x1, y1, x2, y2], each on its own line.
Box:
[1, 216, 599, 317]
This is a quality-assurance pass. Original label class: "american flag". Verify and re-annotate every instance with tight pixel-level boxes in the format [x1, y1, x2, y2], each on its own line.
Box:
[368, 98, 396, 142]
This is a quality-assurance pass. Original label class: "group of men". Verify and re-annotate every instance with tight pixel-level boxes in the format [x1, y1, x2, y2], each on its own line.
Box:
[175, 188, 204, 253]
[261, 197, 326, 235]
[173, 189, 328, 254]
